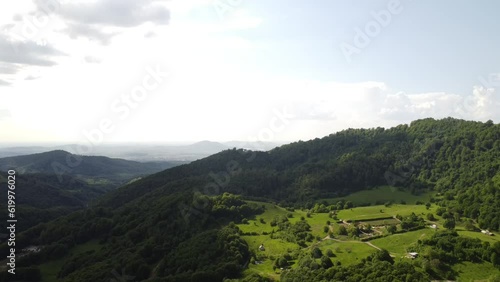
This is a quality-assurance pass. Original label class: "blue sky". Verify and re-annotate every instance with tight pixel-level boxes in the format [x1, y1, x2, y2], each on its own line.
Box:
[0, 0, 499, 145]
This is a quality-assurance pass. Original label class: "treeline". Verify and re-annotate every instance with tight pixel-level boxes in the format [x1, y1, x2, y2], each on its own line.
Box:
[1, 193, 261, 281]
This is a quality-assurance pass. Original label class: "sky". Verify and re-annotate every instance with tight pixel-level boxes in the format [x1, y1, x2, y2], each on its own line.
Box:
[1, 0, 499, 146]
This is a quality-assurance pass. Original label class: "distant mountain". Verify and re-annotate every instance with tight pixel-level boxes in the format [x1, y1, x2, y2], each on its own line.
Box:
[183, 140, 229, 153]
[0, 141, 282, 162]
[0, 151, 183, 232]
[0, 145, 57, 158]
[0, 150, 181, 186]
[223, 140, 282, 151]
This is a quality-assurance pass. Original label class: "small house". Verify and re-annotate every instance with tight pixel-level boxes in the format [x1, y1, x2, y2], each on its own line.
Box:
[407, 252, 418, 259]
[259, 244, 265, 251]
[481, 230, 493, 236]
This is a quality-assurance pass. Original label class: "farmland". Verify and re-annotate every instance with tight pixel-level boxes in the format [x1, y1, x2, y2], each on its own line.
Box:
[237, 197, 499, 281]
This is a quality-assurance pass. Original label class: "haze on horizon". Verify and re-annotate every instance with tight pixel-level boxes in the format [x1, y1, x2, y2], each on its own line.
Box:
[1, 0, 499, 146]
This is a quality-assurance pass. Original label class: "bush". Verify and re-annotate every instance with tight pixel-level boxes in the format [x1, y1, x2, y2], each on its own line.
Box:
[326, 249, 335, 257]
[311, 247, 322, 258]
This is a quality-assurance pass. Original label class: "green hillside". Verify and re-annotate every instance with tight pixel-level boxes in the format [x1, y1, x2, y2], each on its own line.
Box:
[2, 118, 500, 281]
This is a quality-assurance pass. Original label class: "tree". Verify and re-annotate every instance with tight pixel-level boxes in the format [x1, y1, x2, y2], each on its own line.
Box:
[347, 225, 359, 237]
[337, 225, 348, 236]
[386, 225, 397, 234]
[443, 218, 456, 230]
[436, 207, 446, 216]
[491, 252, 500, 267]
[320, 255, 334, 269]
[311, 247, 323, 258]
[464, 220, 476, 231]
[274, 256, 288, 269]
[344, 201, 353, 209]
[372, 249, 394, 264]
[426, 213, 436, 221]
[326, 249, 335, 258]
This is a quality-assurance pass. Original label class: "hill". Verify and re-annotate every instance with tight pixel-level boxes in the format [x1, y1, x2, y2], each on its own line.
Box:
[4, 118, 500, 281]
[0, 150, 180, 187]
[0, 151, 183, 232]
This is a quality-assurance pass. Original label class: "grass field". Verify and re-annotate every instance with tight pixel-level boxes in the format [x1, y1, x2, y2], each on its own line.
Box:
[336, 204, 437, 221]
[457, 230, 500, 244]
[39, 240, 102, 282]
[325, 186, 434, 206]
[369, 228, 436, 257]
[452, 261, 500, 282]
[238, 200, 499, 281]
[361, 218, 400, 226]
[316, 239, 378, 266]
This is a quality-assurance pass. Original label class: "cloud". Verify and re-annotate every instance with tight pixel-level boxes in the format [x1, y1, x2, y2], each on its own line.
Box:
[38, 0, 170, 44]
[61, 22, 117, 45]
[83, 55, 102, 64]
[24, 74, 39, 80]
[0, 37, 64, 66]
[0, 37, 64, 85]
[258, 79, 500, 133]
[55, 0, 170, 27]
[0, 109, 11, 119]
[0, 63, 20, 74]
[378, 87, 500, 122]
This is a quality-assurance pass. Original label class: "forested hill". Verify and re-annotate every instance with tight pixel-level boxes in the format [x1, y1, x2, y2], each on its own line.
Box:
[7, 117, 500, 281]
[101, 118, 500, 229]
[0, 150, 180, 187]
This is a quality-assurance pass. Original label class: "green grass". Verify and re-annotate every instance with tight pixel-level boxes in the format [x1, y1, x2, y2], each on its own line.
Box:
[369, 228, 436, 257]
[325, 186, 434, 206]
[457, 230, 500, 244]
[242, 234, 300, 281]
[39, 240, 102, 282]
[453, 261, 500, 282]
[239, 201, 332, 239]
[316, 239, 378, 266]
[360, 218, 400, 226]
[336, 204, 436, 221]
[239, 200, 500, 281]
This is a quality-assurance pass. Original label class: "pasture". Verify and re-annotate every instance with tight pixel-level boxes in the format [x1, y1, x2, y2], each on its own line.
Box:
[325, 186, 434, 206]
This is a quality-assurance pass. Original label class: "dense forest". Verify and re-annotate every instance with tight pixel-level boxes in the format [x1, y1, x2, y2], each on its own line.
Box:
[0, 151, 180, 232]
[1, 117, 500, 281]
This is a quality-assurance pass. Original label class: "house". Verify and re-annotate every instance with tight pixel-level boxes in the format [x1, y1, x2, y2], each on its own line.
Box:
[481, 230, 493, 236]
[259, 244, 265, 251]
[429, 224, 437, 229]
[407, 252, 418, 259]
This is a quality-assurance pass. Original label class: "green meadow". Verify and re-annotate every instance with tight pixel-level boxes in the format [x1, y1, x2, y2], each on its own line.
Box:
[336, 203, 437, 221]
[325, 186, 434, 206]
[316, 239, 378, 266]
[369, 228, 436, 257]
[452, 261, 500, 282]
[237, 193, 498, 282]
